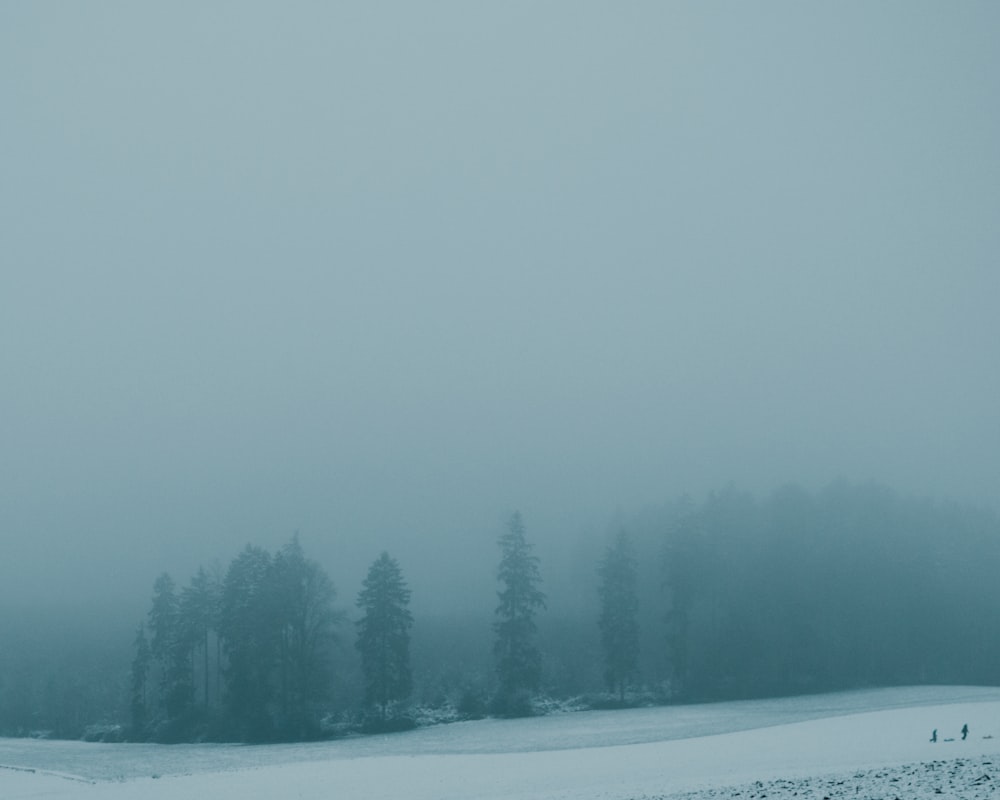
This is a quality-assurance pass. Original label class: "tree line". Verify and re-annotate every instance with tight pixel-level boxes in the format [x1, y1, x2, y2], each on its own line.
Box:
[2, 481, 999, 742]
[653, 483, 1000, 698]
[128, 513, 562, 739]
[130, 535, 410, 741]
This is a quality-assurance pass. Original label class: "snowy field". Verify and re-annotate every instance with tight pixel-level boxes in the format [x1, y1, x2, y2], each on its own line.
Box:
[2, 686, 999, 800]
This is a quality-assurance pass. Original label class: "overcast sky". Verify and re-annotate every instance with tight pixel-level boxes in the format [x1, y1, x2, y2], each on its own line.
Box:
[2, 3, 998, 619]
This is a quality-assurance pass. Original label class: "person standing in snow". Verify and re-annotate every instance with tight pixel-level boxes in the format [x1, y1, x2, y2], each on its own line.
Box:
[931, 729, 937, 742]
[961, 724, 969, 740]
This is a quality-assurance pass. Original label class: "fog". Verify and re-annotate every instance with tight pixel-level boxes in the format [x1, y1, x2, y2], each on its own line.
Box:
[2, 3, 998, 628]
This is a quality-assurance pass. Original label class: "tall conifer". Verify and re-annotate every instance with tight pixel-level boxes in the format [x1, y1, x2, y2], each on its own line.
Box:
[493, 512, 546, 713]
[598, 530, 639, 702]
[356, 552, 413, 721]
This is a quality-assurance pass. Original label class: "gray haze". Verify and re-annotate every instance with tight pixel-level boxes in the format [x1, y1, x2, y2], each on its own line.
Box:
[2, 3, 998, 620]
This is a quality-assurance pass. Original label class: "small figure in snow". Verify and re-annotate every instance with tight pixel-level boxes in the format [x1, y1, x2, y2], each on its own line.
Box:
[931, 729, 937, 743]
[962, 724, 969, 741]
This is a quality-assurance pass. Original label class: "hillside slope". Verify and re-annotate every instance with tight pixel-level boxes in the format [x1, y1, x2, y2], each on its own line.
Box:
[2, 686, 998, 799]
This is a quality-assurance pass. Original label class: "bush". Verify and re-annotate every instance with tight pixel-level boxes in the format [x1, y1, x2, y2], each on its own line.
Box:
[456, 689, 488, 720]
[360, 715, 417, 734]
[489, 688, 534, 718]
[82, 723, 125, 743]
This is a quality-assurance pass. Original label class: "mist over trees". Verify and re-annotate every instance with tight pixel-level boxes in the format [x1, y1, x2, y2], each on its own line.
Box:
[1, 482, 999, 742]
[598, 530, 639, 703]
[651, 483, 1000, 699]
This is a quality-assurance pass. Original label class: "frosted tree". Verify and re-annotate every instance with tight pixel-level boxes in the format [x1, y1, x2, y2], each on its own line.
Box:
[355, 551, 413, 722]
[598, 529, 639, 702]
[493, 511, 546, 714]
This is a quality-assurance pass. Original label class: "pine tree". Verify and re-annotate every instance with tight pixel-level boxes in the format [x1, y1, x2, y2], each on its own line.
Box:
[355, 551, 413, 722]
[493, 512, 546, 713]
[147, 572, 194, 719]
[130, 623, 152, 733]
[179, 566, 219, 711]
[598, 529, 639, 702]
[662, 501, 704, 696]
[148, 573, 178, 666]
[270, 535, 339, 737]
[219, 545, 276, 740]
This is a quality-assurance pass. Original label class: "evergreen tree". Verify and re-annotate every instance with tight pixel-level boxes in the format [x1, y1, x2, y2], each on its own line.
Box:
[148, 573, 178, 666]
[219, 545, 276, 740]
[597, 530, 639, 702]
[662, 500, 702, 696]
[130, 623, 152, 733]
[270, 535, 339, 737]
[493, 512, 546, 713]
[355, 551, 413, 721]
[179, 566, 219, 711]
[147, 572, 194, 719]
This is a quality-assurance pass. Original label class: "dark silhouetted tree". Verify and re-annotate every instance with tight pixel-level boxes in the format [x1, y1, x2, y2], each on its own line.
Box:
[661, 497, 711, 697]
[179, 566, 219, 712]
[356, 551, 413, 721]
[270, 535, 339, 738]
[598, 530, 639, 702]
[219, 545, 276, 740]
[493, 512, 546, 713]
[148, 573, 178, 667]
[130, 623, 151, 732]
[147, 572, 194, 719]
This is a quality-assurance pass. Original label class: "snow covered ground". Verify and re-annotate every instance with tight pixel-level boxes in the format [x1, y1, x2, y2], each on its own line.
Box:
[2, 686, 999, 799]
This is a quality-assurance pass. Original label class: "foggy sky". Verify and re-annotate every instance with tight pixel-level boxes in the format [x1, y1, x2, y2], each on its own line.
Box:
[2, 3, 998, 620]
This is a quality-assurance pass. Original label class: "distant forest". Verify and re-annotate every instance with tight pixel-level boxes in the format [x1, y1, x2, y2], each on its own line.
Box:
[1, 482, 998, 743]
